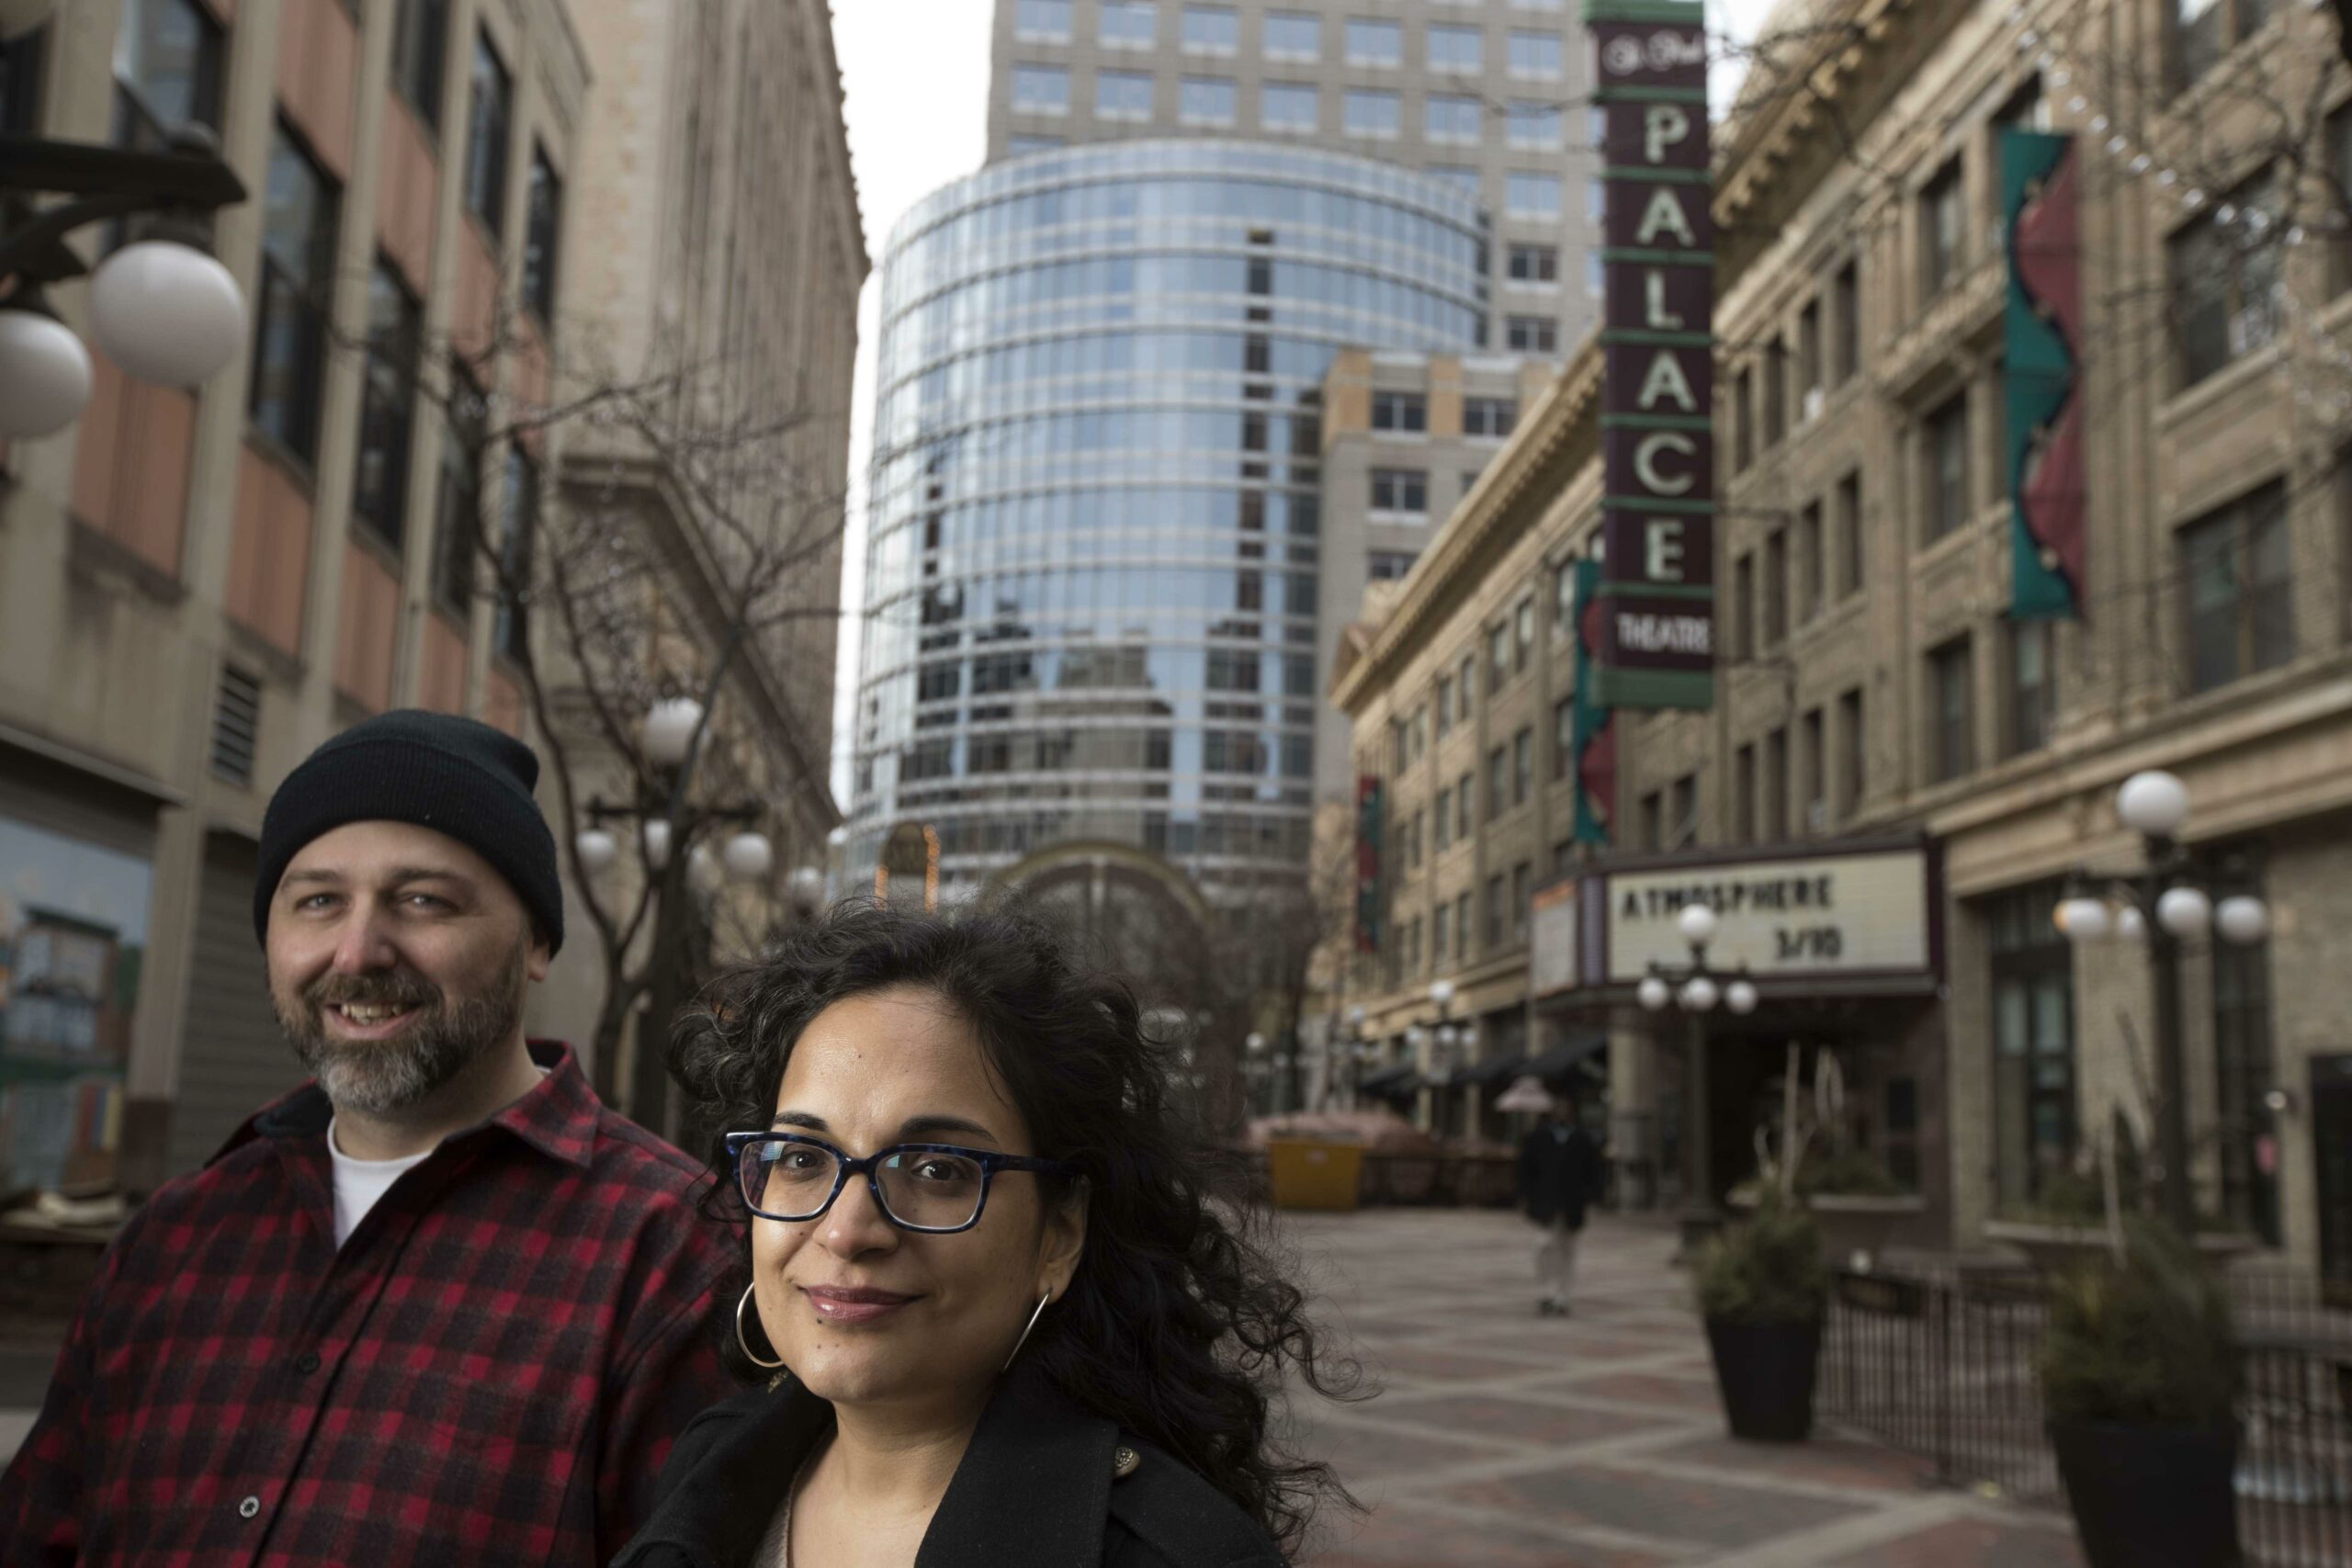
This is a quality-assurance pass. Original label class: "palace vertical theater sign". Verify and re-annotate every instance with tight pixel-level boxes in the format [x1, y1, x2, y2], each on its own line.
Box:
[1588, 0, 1715, 711]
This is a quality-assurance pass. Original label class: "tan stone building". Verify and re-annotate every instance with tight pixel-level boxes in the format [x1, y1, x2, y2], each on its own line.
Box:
[531, 0, 868, 1115]
[0, 0, 863, 1192]
[1333, 0, 2352, 1279]
[985, 0, 1599, 355]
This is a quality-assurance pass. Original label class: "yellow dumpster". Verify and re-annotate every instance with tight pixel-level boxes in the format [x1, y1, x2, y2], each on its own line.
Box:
[1265, 1138, 1364, 1212]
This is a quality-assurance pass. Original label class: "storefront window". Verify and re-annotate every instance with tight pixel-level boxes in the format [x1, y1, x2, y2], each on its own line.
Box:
[0, 815, 153, 1191]
[1988, 883, 2075, 1210]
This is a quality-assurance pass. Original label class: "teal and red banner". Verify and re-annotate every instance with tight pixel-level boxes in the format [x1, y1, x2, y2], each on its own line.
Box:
[1587, 0, 1715, 710]
[1354, 774, 1384, 953]
[2003, 129, 2084, 620]
[1571, 558, 1616, 844]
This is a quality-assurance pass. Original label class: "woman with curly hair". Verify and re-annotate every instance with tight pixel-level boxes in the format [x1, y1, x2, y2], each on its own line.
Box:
[612, 900, 1355, 1568]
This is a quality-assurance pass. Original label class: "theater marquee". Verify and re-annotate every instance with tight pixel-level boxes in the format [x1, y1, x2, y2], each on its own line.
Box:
[1532, 840, 1943, 998]
[1587, 0, 1715, 711]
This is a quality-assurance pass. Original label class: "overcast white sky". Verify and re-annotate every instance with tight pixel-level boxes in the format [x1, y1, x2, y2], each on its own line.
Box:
[826, 0, 1781, 809]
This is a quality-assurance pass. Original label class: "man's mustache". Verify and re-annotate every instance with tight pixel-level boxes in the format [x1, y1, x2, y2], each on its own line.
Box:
[303, 970, 442, 1013]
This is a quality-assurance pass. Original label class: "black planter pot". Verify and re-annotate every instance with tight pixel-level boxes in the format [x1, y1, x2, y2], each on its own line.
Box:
[2048, 1417, 2240, 1568]
[1703, 1315, 1822, 1442]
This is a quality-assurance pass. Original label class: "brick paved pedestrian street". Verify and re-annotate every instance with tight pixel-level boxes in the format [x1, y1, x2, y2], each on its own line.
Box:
[1282, 1210, 2086, 1568]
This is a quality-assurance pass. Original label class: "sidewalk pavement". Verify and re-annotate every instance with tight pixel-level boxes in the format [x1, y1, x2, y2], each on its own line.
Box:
[1283, 1208, 2086, 1568]
[0, 1208, 2090, 1565]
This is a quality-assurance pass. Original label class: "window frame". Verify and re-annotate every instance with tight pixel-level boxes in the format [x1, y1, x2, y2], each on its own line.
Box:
[352, 257, 424, 552]
[462, 27, 512, 242]
[1922, 392, 1972, 544]
[1928, 635, 1975, 784]
[521, 141, 562, 325]
[1920, 158, 1966, 301]
[2178, 480, 2293, 694]
[390, 0, 448, 130]
[248, 119, 342, 468]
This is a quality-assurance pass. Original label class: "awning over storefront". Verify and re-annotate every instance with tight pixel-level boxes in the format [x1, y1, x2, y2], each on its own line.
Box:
[1522, 1032, 1609, 1080]
[1357, 1063, 1421, 1097]
[1454, 1051, 1528, 1088]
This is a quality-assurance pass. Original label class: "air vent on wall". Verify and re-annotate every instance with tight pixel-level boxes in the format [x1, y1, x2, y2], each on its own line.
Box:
[210, 665, 262, 788]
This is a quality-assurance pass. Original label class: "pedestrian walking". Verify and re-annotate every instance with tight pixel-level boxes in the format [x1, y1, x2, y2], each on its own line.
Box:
[1516, 1087, 1604, 1317]
[0, 710, 739, 1564]
[614, 902, 1355, 1568]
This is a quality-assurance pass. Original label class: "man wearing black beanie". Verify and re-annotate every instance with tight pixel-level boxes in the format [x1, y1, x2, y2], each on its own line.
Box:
[1, 710, 741, 1565]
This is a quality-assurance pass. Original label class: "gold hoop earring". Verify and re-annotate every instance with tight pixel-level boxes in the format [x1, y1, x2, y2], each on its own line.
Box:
[1003, 1291, 1053, 1372]
[736, 1283, 785, 1371]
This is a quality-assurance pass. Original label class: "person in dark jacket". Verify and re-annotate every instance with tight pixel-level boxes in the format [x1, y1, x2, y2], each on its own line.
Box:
[1517, 1089, 1605, 1317]
[616, 903, 1357, 1568]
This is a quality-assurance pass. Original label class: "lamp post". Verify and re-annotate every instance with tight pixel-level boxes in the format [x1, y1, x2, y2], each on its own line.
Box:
[2, 120, 250, 438]
[572, 697, 783, 1134]
[1637, 903, 1759, 1247]
[2055, 769, 2270, 1234]
[1336, 1004, 1368, 1110]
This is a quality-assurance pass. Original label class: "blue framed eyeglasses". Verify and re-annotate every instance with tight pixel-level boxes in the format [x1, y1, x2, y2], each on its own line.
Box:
[725, 1131, 1078, 1235]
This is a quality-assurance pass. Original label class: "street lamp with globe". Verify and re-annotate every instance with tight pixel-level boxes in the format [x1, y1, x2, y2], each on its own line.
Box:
[566, 695, 788, 1130]
[2055, 769, 2271, 1233]
[2, 71, 251, 441]
[1637, 900, 1757, 1245]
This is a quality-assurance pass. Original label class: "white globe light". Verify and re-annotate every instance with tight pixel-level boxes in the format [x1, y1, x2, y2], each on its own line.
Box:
[1725, 979, 1758, 1015]
[2055, 897, 2111, 942]
[1678, 903, 1720, 946]
[1246, 1032, 1268, 1053]
[2115, 905, 2147, 942]
[0, 0, 56, 41]
[640, 697, 705, 768]
[1681, 975, 1720, 1012]
[2215, 896, 2269, 946]
[2157, 885, 2212, 939]
[1459, 1023, 1479, 1051]
[574, 828, 618, 874]
[641, 819, 673, 871]
[1345, 1005, 1367, 1027]
[1637, 976, 1671, 1011]
[88, 241, 246, 389]
[0, 309, 94, 439]
[720, 830, 774, 882]
[2117, 770, 2191, 838]
[1428, 977, 1457, 1008]
[1405, 1025, 1428, 1050]
[786, 864, 825, 910]
[688, 841, 721, 890]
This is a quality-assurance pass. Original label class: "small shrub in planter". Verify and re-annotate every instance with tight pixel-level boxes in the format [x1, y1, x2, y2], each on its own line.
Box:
[2041, 1219, 2241, 1568]
[1695, 1190, 1828, 1442]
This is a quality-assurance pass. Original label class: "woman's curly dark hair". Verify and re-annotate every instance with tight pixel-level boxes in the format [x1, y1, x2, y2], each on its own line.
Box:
[673, 898, 1361, 1555]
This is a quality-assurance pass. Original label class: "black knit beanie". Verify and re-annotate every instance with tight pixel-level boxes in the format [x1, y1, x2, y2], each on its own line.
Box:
[254, 709, 564, 953]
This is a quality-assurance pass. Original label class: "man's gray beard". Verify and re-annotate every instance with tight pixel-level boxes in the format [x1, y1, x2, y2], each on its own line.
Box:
[277, 943, 526, 1115]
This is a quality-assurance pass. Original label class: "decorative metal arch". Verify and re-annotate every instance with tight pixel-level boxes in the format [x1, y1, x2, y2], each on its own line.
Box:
[981, 840, 1218, 941]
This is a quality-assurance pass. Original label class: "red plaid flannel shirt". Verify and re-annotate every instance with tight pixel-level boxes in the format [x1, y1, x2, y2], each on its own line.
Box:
[0, 1043, 742, 1565]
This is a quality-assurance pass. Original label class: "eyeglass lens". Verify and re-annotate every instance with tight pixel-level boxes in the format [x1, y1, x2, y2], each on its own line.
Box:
[740, 1139, 989, 1230]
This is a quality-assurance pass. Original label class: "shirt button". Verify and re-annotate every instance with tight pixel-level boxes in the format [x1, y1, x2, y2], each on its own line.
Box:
[295, 1351, 322, 1374]
[238, 1496, 261, 1520]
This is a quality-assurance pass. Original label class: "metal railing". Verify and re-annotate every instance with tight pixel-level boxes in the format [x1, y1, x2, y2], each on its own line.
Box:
[1819, 1265, 2352, 1567]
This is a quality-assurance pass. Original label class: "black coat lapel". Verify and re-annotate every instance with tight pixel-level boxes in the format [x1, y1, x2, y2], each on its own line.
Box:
[915, 1362, 1118, 1568]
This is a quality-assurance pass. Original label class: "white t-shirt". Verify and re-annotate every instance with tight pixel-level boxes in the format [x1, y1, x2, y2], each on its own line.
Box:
[326, 1120, 435, 1247]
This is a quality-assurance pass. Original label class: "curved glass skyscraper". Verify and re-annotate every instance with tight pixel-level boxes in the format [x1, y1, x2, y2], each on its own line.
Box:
[849, 141, 1487, 896]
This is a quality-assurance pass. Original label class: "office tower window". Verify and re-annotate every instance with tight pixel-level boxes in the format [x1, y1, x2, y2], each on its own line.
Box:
[1012, 63, 1070, 114]
[1344, 88, 1401, 140]
[1261, 82, 1317, 131]
[1506, 171, 1562, 219]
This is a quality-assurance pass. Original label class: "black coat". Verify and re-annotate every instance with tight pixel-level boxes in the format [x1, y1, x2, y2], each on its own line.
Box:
[610, 1361, 1286, 1568]
[1518, 1122, 1603, 1228]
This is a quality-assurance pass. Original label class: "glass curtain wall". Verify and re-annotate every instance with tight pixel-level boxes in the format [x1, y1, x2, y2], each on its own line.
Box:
[852, 142, 1487, 896]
